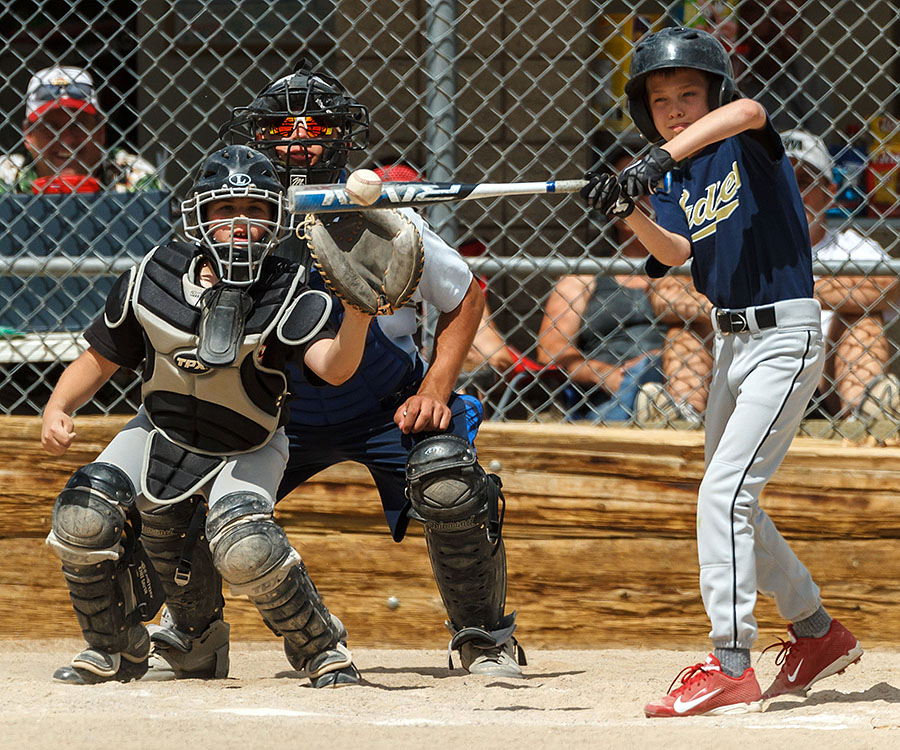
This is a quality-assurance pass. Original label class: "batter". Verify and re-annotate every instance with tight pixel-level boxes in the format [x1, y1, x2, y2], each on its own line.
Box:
[582, 26, 863, 717]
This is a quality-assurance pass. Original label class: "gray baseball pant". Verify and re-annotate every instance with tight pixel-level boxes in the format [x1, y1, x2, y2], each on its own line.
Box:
[699, 298, 825, 650]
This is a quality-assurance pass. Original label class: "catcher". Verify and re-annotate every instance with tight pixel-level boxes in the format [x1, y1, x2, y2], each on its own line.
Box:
[144, 62, 526, 683]
[40, 145, 410, 685]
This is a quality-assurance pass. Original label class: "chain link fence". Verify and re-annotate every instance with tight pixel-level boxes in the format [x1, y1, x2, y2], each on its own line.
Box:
[1, 0, 899, 441]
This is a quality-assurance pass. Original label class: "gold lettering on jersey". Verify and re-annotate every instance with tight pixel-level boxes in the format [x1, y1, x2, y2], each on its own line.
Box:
[679, 161, 742, 242]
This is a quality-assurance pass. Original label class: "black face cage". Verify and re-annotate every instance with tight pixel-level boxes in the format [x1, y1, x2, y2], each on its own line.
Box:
[220, 75, 369, 187]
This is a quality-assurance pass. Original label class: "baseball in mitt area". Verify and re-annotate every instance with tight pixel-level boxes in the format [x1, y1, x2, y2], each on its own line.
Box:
[302, 209, 424, 316]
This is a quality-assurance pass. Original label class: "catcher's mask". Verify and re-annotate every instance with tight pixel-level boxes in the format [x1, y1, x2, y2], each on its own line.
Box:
[181, 145, 286, 286]
[220, 60, 369, 189]
[625, 26, 738, 143]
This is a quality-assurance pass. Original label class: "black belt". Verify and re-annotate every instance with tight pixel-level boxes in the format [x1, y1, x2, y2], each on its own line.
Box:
[716, 305, 777, 335]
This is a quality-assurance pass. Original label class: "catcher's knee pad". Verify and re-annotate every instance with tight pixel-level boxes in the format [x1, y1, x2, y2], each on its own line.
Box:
[47, 462, 134, 564]
[46, 463, 163, 653]
[407, 435, 491, 529]
[406, 435, 508, 631]
[140, 496, 223, 634]
[207, 491, 300, 597]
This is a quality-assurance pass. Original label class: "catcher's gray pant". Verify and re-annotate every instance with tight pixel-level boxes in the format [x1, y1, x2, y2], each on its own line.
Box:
[96, 411, 347, 673]
[95, 410, 289, 516]
[700, 298, 825, 650]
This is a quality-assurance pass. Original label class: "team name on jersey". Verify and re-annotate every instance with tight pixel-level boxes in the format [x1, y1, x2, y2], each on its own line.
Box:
[679, 161, 742, 242]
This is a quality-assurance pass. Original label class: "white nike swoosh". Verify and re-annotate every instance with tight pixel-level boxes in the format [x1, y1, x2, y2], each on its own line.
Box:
[673, 687, 724, 714]
[787, 659, 804, 683]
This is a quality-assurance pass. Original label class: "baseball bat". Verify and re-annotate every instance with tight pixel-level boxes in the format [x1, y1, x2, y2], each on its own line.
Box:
[288, 173, 672, 214]
[288, 179, 588, 214]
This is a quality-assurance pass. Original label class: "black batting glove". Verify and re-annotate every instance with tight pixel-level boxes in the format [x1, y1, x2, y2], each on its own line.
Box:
[581, 172, 635, 219]
[619, 146, 677, 198]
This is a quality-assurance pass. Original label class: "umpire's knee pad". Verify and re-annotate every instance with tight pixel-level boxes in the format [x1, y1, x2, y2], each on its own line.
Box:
[46, 462, 135, 564]
[407, 435, 493, 530]
[206, 492, 299, 597]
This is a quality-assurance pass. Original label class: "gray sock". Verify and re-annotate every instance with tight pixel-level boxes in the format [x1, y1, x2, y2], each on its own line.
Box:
[714, 647, 751, 677]
[792, 606, 832, 639]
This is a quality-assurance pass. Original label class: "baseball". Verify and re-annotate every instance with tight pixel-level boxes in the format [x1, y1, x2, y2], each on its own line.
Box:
[345, 168, 383, 206]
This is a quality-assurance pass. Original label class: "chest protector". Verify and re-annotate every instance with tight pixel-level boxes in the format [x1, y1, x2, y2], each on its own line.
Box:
[129, 242, 328, 455]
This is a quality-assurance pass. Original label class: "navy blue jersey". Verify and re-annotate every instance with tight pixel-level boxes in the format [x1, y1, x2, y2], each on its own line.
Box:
[650, 117, 813, 309]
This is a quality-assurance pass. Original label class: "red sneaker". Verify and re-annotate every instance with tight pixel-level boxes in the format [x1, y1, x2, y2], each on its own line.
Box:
[644, 654, 763, 717]
[761, 619, 863, 699]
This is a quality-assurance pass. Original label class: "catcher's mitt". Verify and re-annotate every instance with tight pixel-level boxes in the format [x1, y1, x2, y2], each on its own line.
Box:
[301, 209, 424, 316]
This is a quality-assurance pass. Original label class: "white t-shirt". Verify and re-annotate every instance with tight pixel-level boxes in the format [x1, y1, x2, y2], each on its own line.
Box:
[813, 226, 893, 335]
[372, 207, 472, 358]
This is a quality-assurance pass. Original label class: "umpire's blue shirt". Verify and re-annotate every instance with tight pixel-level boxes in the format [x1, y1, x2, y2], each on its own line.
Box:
[650, 116, 814, 309]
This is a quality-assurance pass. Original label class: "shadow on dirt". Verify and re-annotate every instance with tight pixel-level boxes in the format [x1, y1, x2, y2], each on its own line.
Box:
[764, 681, 900, 712]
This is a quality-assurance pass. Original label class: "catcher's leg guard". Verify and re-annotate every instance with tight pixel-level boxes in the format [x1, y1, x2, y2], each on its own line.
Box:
[140, 497, 229, 679]
[46, 463, 164, 684]
[207, 492, 358, 687]
[407, 435, 525, 677]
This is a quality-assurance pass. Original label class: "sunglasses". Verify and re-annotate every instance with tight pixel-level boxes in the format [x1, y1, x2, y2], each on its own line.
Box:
[30, 83, 96, 103]
[256, 115, 335, 139]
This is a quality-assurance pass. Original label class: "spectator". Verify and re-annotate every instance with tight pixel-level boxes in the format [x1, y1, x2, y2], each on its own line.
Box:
[738, 0, 835, 136]
[456, 241, 517, 398]
[537, 147, 666, 423]
[0, 66, 158, 194]
[783, 129, 900, 421]
[638, 271, 711, 427]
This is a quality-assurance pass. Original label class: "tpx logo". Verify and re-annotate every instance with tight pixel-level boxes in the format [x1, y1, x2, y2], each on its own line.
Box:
[228, 173, 252, 187]
[174, 352, 211, 373]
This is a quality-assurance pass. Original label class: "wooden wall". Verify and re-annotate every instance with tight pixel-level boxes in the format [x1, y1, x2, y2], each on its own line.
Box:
[2, 416, 899, 648]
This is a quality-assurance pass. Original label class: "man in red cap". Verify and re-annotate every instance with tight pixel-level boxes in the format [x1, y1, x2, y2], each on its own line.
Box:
[0, 66, 159, 194]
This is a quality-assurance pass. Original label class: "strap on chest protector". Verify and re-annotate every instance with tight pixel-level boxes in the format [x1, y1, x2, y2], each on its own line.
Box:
[197, 286, 253, 367]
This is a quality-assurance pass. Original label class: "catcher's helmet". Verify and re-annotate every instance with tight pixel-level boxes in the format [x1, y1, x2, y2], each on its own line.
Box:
[221, 61, 369, 188]
[625, 26, 737, 142]
[181, 145, 286, 286]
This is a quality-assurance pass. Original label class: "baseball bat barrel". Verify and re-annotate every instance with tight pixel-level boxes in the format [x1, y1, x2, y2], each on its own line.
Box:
[288, 179, 589, 214]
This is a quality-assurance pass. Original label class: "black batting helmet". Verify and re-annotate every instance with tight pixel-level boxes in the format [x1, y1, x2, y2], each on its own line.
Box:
[625, 27, 737, 142]
[181, 146, 286, 285]
[220, 61, 369, 188]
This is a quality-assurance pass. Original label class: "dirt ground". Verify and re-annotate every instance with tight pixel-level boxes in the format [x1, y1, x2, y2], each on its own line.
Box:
[1, 641, 899, 749]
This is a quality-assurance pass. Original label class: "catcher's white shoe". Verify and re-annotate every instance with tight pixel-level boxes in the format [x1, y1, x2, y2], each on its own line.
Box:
[460, 639, 524, 678]
[145, 611, 230, 680]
